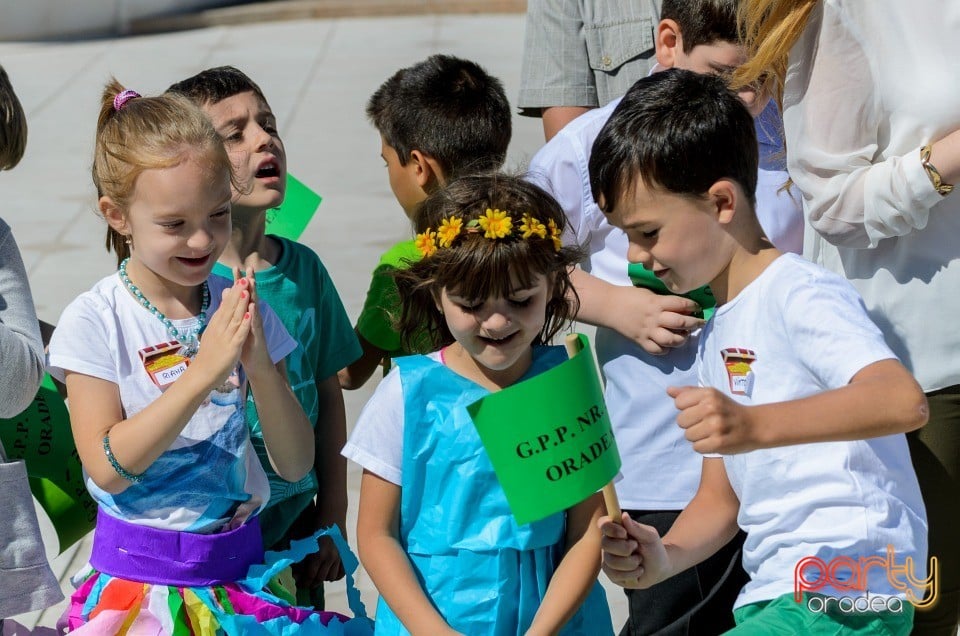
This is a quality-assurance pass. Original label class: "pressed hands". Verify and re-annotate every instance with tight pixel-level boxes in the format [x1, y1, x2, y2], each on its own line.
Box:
[191, 275, 258, 389]
[67, 274, 276, 494]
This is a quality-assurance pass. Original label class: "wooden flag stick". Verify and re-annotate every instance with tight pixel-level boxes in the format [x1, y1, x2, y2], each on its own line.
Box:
[564, 333, 623, 522]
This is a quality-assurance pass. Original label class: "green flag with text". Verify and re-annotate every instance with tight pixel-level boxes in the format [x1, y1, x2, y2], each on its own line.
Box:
[0, 374, 97, 552]
[468, 334, 621, 525]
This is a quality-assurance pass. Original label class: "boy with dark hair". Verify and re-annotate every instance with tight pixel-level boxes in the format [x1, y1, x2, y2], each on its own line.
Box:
[164, 65, 269, 108]
[366, 54, 511, 183]
[661, 0, 738, 52]
[168, 66, 362, 609]
[530, 0, 803, 636]
[526, 1, 803, 633]
[595, 68, 929, 636]
[338, 54, 511, 389]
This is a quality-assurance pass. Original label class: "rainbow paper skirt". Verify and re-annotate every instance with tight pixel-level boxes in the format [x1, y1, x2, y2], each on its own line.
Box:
[60, 510, 373, 635]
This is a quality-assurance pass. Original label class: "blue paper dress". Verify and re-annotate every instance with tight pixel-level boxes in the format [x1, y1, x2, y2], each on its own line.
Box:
[373, 346, 613, 635]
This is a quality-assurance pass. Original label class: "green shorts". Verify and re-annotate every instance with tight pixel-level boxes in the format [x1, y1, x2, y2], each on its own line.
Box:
[729, 593, 914, 635]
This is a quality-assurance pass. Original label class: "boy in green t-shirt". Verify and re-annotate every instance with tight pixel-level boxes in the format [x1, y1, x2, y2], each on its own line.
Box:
[352, 240, 421, 358]
[168, 67, 362, 608]
[338, 54, 512, 389]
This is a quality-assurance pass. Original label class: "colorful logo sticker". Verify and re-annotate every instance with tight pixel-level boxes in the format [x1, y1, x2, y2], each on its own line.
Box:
[721, 348, 757, 396]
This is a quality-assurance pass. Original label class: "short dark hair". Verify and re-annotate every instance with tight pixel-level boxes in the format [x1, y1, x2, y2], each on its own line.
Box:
[0, 64, 27, 171]
[167, 65, 269, 108]
[367, 54, 511, 179]
[394, 174, 580, 351]
[590, 69, 757, 215]
[661, 0, 740, 52]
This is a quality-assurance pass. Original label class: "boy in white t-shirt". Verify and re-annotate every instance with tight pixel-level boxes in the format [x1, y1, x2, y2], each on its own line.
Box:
[594, 69, 930, 634]
[526, 1, 802, 632]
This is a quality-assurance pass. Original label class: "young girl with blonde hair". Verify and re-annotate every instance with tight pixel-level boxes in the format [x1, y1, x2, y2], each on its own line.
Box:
[48, 80, 351, 633]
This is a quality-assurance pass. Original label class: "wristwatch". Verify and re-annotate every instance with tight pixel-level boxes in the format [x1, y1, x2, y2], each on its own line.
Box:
[920, 144, 954, 196]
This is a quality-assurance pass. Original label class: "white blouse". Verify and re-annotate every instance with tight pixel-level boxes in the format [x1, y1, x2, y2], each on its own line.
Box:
[784, 0, 960, 391]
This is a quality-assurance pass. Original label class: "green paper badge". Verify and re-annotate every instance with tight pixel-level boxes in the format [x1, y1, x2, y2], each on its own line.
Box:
[265, 173, 322, 241]
[0, 374, 97, 552]
[468, 334, 621, 525]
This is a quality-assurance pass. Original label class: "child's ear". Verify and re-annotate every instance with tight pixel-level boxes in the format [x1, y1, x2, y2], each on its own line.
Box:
[655, 19, 683, 68]
[99, 196, 130, 236]
[432, 288, 445, 316]
[409, 149, 445, 192]
[708, 180, 739, 225]
[596, 193, 608, 214]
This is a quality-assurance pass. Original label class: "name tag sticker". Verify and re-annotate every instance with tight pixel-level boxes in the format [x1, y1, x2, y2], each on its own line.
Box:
[721, 348, 757, 397]
[139, 341, 192, 390]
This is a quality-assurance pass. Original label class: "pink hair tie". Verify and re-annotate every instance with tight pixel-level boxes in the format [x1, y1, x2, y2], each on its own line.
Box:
[113, 89, 141, 111]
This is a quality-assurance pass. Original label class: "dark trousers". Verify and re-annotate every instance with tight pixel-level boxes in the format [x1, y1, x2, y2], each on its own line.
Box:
[908, 385, 960, 636]
[269, 499, 326, 611]
[619, 510, 748, 636]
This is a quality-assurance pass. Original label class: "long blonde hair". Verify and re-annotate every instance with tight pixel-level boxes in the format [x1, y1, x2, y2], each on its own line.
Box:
[732, 0, 817, 105]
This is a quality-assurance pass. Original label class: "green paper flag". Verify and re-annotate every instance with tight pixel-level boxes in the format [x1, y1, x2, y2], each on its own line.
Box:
[30, 475, 97, 553]
[627, 262, 716, 320]
[468, 334, 621, 525]
[0, 374, 97, 552]
[265, 173, 322, 241]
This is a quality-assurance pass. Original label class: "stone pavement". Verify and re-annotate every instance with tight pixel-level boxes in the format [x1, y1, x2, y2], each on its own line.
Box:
[0, 8, 628, 632]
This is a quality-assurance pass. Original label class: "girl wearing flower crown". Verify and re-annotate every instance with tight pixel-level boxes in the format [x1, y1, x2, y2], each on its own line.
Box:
[47, 80, 354, 633]
[343, 174, 613, 635]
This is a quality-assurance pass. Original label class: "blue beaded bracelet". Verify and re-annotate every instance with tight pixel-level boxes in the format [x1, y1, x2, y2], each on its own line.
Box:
[103, 433, 145, 484]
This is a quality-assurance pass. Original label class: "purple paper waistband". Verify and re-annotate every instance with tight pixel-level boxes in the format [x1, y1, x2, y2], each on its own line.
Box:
[89, 509, 264, 587]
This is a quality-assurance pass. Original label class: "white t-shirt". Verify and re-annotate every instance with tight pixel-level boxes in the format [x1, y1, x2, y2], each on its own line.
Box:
[699, 254, 927, 608]
[527, 95, 803, 509]
[48, 273, 296, 533]
[341, 357, 411, 486]
[785, 1, 960, 392]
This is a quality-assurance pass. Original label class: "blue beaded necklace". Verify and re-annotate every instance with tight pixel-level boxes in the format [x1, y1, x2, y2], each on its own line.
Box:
[118, 257, 210, 356]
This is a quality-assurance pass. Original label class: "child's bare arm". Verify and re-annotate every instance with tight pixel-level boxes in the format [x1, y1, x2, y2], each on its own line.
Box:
[338, 332, 388, 390]
[570, 268, 703, 355]
[294, 374, 348, 588]
[357, 470, 462, 636]
[240, 276, 314, 482]
[67, 371, 209, 494]
[67, 283, 252, 494]
[248, 355, 314, 483]
[541, 107, 590, 142]
[600, 458, 740, 589]
[526, 493, 604, 636]
[669, 358, 928, 455]
[314, 372, 348, 539]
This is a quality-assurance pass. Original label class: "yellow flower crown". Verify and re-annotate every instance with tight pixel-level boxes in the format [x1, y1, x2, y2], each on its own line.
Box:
[414, 208, 562, 257]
